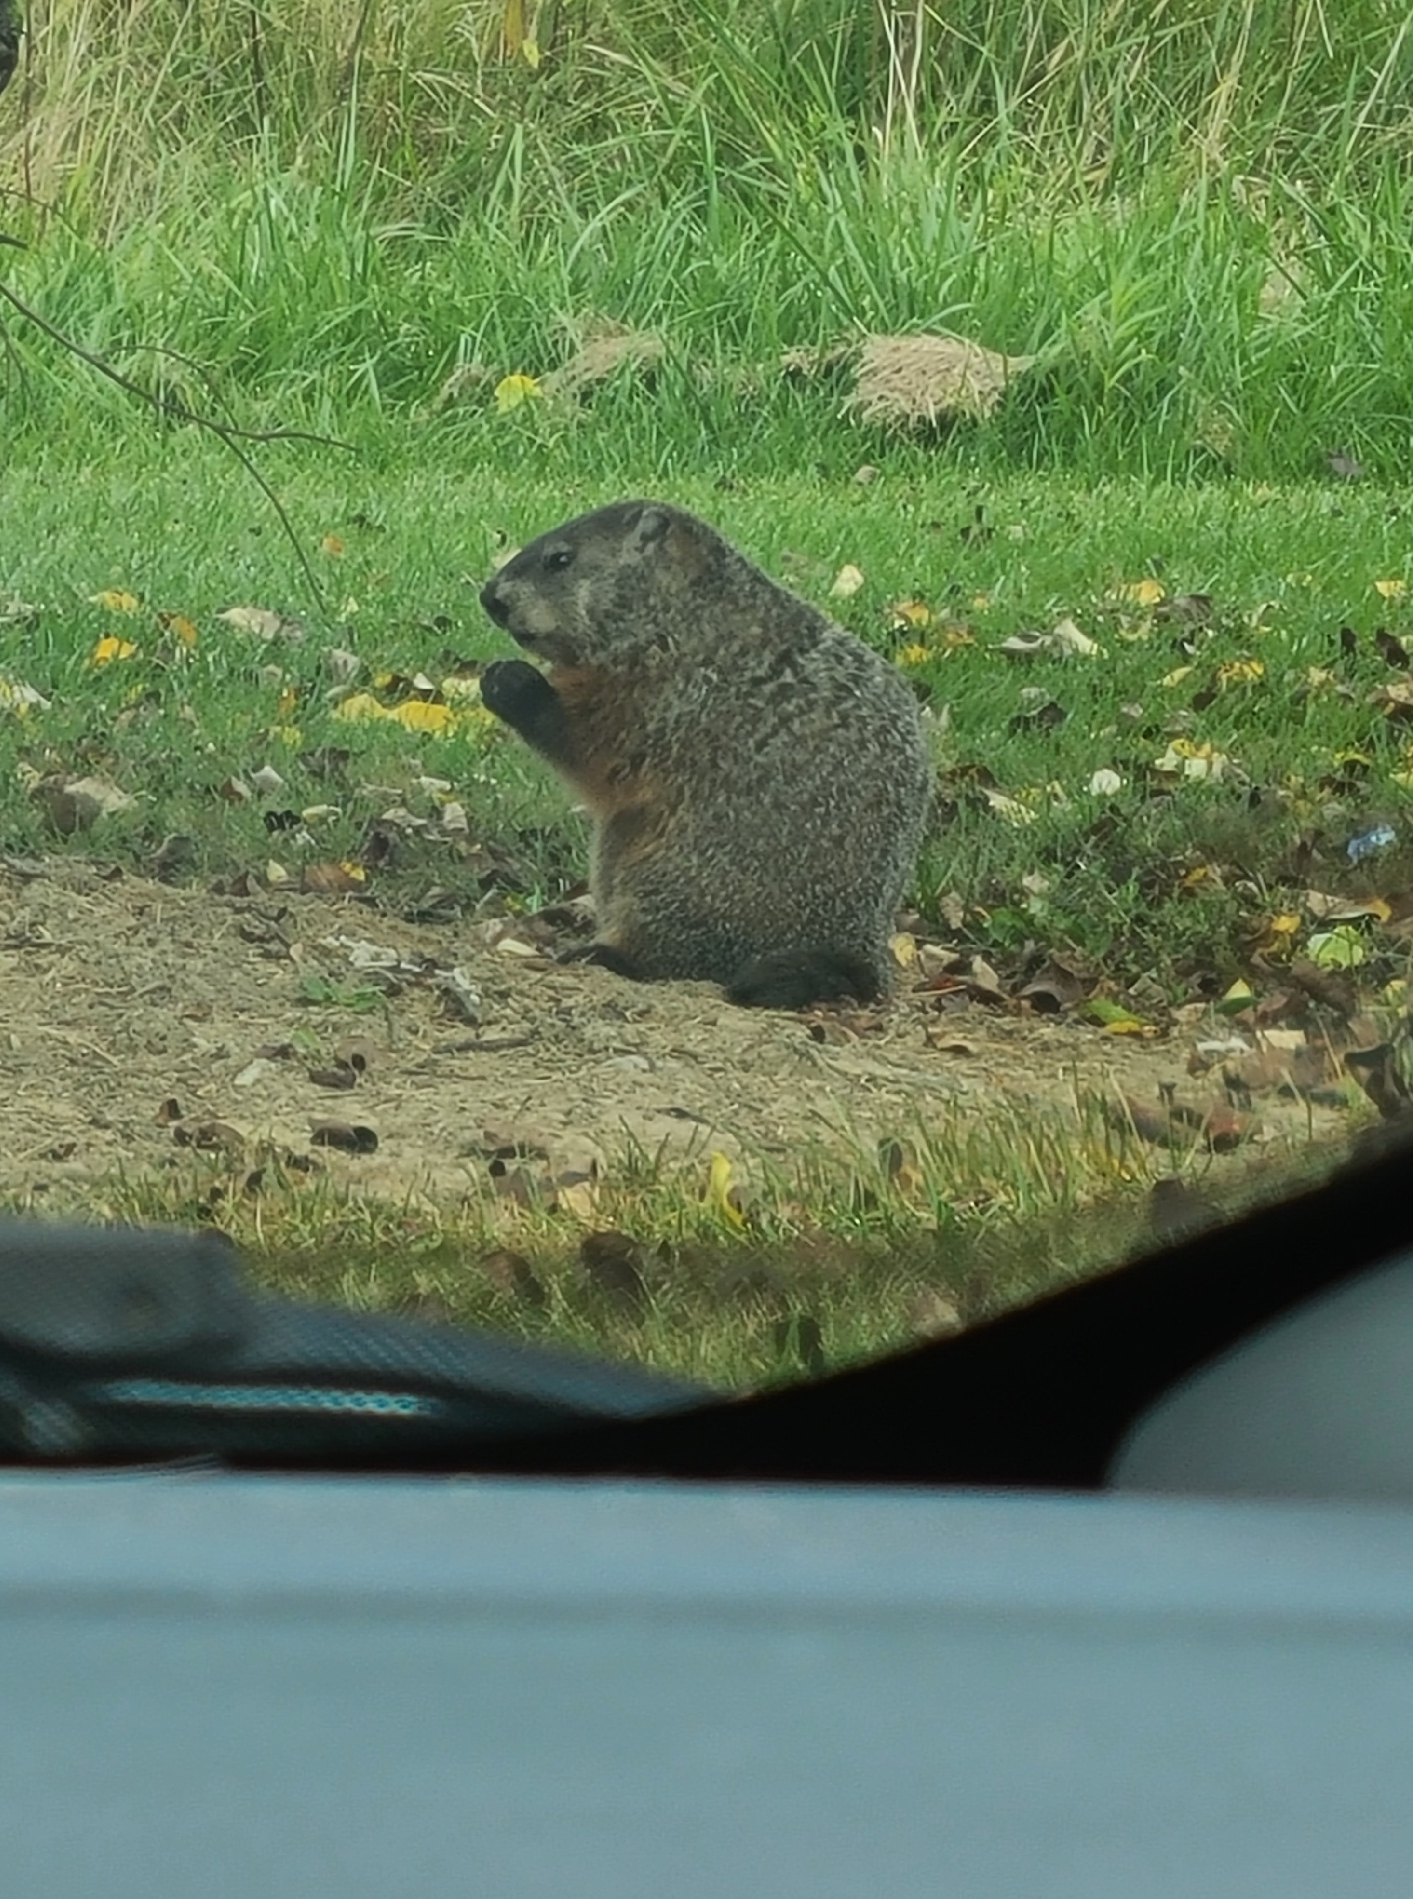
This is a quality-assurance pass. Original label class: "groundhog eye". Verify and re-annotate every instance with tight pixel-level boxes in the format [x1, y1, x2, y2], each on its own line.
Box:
[542, 546, 574, 573]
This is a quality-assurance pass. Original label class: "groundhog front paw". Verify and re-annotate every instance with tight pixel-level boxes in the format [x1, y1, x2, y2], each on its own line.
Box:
[479, 658, 552, 725]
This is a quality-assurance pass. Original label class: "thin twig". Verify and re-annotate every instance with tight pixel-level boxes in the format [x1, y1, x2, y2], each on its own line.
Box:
[0, 273, 355, 617]
[0, 276, 349, 450]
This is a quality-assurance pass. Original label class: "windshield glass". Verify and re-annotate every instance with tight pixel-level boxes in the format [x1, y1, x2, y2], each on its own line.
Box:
[2, 4, 1409, 1403]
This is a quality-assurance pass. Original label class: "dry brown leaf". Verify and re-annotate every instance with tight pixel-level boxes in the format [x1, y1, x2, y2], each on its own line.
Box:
[482, 1248, 548, 1308]
[32, 773, 136, 836]
[580, 1230, 649, 1309]
[309, 1120, 379, 1153]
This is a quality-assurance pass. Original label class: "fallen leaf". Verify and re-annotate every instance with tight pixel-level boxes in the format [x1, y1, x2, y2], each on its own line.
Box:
[829, 564, 866, 599]
[705, 1151, 749, 1230]
[1288, 958, 1358, 1016]
[1154, 593, 1213, 625]
[32, 773, 136, 835]
[482, 1248, 547, 1307]
[0, 675, 50, 714]
[90, 635, 138, 665]
[1305, 926, 1366, 970]
[1215, 656, 1264, 687]
[1144, 1176, 1223, 1242]
[1215, 979, 1255, 1016]
[218, 605, 298, 641]
[907, 1290, 963, 1337]
[1115, 577, 1166, 607]
[891, 597, 932, 630]
[309, 1120, 379, 1153]
[555, 1177, 600, 1221]
[389, 700, 457, 735]
[89, 589, 141, 613]
[494, 372, 542, 415]
[301, 861, 368, 895]
[1018, 960, 1087, 1012]
[1325, 451, 1364, 482]
[157, 610, 199, 648]
[1079, 998, 1150, 1034]
[1369, 680, 1413, 721]
[1303, 891, 1391, 923]
[173, 1119, 246, 1155]
[579, 1230, 648, 1308]
[889, 931, 918, 970]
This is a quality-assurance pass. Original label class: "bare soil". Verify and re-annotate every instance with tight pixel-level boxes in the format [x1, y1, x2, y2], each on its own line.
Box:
[0, 856, 1356, 1211]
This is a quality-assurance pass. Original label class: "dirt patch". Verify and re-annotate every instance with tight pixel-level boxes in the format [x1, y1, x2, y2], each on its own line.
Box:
[0, 857, 1357, 1210]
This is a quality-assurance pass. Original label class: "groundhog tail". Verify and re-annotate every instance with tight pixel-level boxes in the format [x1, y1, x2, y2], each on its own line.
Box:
[726, 949, 881, 1010]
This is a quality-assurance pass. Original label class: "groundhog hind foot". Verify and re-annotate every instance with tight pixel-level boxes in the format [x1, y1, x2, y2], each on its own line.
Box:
[557, 941, 644, 980]
[727, 949, 880, 1011]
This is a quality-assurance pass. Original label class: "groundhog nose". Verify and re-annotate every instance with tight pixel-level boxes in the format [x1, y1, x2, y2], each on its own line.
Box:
[480, 578, 511, 627]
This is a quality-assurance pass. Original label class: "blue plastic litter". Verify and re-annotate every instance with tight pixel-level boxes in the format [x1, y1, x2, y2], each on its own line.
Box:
[1347, 823, 1397, 863]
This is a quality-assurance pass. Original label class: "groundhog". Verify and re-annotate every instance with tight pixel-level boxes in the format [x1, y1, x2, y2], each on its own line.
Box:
[478, 499, 931, 1009]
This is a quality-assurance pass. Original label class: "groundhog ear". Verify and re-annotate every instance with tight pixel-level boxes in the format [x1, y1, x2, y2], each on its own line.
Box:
[628, 505, 672, 554]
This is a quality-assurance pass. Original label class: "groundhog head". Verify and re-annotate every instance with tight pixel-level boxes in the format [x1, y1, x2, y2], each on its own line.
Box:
[479, 500, 714, 665]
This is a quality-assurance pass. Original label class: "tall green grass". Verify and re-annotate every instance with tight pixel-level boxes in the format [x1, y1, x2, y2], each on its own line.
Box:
[4, 3, 1413, 474]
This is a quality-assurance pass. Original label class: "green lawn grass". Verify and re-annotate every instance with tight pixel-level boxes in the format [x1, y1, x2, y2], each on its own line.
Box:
[2, 0, 1410, 1383]
[3, 445, 1411, 1000]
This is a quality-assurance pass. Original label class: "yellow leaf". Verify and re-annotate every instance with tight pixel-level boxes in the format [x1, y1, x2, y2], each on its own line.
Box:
[333, 692, 392, 725]
[1374, 578, 1408, 599]
[91, 635, 138, 665]
[1161, 665, 1195, 688]
[830, 564, 865, 599]
[1216, 657, 1264, 686]
[896, 643, 930, 668]
[970, 592, 991, 611]
[1179, 863, 1213, 891]
[321, 534, 346, 558]
[1117, 577, 1165, 607]
[276, 686, 299, 719]
[157, 611, 199, 648]
[0, 676, 48, 714]
[269, 724, 303, 748]
[705, 1152, 747, 1231]
[390, 699, 457, 735]
[494, 373, 541, 414]
[890, 931, 918, 969]
[939, 625, 975, 650]
[891, 597, 932, 630]
[521, 36, 540, 67]
[89, 590, 141, 613]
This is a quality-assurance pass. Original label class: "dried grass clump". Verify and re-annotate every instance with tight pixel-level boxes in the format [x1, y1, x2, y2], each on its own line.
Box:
[847, 332, 1036, 428]
[540, 320, 664, 399]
